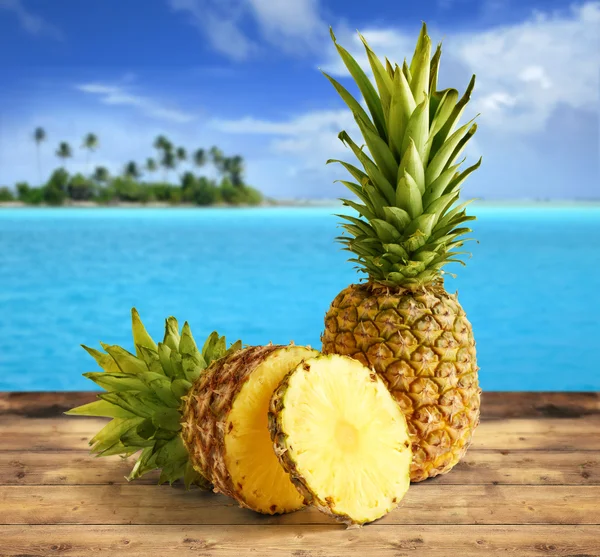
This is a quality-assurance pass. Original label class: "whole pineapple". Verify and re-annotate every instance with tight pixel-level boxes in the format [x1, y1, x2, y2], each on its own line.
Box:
[321, 24, 482, 482]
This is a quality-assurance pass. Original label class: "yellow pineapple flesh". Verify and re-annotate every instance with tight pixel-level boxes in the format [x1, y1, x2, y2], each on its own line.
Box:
[269, 354, 412, 526]
[223, 346, 318, 512]
[183, 344, 318, 514]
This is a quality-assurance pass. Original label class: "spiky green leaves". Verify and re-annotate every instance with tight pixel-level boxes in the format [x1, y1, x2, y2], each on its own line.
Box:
[326, 23, 481, 287]
[66, 309, 242, 489]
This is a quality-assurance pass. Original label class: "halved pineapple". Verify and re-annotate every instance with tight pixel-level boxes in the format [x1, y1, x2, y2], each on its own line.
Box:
[222, 346, 319, 513]
[269, 354, 412, 526]
[68, 307, 322, 515]
[183, 344, 319, 514]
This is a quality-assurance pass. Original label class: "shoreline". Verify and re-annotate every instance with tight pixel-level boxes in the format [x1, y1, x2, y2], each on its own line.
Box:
[0, 199, 345, 209]
[1, 199, 599, 209]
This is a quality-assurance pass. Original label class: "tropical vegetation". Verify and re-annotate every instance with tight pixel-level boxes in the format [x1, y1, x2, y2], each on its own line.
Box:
[0, 130, 263, 206]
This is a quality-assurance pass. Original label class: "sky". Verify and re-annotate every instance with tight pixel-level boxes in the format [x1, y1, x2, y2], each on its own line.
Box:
[0, 0, 598, 200]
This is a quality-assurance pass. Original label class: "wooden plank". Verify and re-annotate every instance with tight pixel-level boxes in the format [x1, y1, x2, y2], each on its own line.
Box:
[1, 485, 598, 526]
[2, 416, 599, 451]
[2, 450, 598, 486]
[471, 417, 600, 450]
[0, 392, 96, 418]
[2, 391, 599, 419]
[0, 452, 159, 486]
[1, 525, 599, 556]
[481, 392, 600, 420]
[434, 451, 600, 485]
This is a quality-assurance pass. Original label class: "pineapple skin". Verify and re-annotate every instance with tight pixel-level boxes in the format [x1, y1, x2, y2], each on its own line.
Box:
[181, 344, 281, 507]
[322, 281, 481, 482]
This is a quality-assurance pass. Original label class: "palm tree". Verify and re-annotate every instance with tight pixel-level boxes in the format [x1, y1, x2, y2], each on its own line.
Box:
[153, 135, 170, 151]
[92, 166, 109, 183]
[209, 146, 225, 174]
[161, 150, 176, 183]
[174, 147, 187, 180]
[124, 161, 140, 180]
[81, 133, 99, 174]
[154, 135, 173, 181]
[153, 135, 171, 162]
[33, 127, 46, 185]
[55, 141, 73, 171]
[193, 148, 206, 169]
[145, 158, 158, 182]
[226, 155, 245, 186]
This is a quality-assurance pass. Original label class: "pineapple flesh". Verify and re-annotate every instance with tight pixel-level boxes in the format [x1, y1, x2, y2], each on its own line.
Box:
[183, 344, 317, 514]
[269, 354, 412, 526]
[321, 24, 482, 482]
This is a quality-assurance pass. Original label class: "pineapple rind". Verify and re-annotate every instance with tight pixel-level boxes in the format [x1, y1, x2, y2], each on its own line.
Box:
[269, 354, 412, 526]
[322, 281, 481, 482]
[182, 344, 318, 514]
[66, 308, 242, 489]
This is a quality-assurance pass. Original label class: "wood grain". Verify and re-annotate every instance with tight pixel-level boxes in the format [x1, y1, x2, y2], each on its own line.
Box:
[2, 391, 599, 418]
[1, 525, 599, 557]
[2, 484, 598, 526]
[2, 416, 599, 451]
[1, 392, 599, 556]
[2, 450, 597, 486]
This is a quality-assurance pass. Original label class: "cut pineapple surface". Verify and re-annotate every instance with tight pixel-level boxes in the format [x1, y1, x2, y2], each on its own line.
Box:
[270, 354, 412, 525]
[224, 346, 318, 514]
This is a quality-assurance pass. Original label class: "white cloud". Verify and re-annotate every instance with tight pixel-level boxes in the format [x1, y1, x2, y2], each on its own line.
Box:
[247, 0, 327, 55]
[212, 109, 358, 170]
[321, 2, 600, 134]
[519, 65, 552, 89]
[0, 0, 63, 40]
[169, 0, 258, 61]
[213, 110, 352, 136]
[457, 2, 600, 133]
[479, 91, 517, 112]
[209, 109, 364, 197]
[168, 0, 327, 60]
[76, 83, 196, 124]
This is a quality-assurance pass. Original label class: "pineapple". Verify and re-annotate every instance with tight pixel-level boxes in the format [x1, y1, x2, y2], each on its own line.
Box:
[68, 310, 413, 523]
[68, 309, 317, 514]
[269, 354, 412, 526]
[321, 24, 482, 482]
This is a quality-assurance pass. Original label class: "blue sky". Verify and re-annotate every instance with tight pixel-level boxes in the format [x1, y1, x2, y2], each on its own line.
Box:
[0, 0, 598, 199]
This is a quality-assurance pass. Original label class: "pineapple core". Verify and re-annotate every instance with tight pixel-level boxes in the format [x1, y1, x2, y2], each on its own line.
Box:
[280, 355, 412, 524]
[224, 346, 317, 514]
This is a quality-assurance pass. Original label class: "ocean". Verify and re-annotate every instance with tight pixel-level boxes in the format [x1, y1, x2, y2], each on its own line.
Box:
[0, 206, 598, 391]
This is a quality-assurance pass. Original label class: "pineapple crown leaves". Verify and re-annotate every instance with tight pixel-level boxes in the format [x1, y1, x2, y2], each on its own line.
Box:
[326, 24, 481, 288]
[66, 308, 243, 489]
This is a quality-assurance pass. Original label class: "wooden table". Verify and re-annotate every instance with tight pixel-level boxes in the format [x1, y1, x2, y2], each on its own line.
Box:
[0, 392, 599, 556]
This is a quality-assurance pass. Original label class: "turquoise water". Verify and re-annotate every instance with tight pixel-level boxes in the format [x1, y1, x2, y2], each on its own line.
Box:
[0, 206, 599, 391]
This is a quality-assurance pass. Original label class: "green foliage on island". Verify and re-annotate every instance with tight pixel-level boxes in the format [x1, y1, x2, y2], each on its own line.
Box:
[1, 130, 263, 206]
